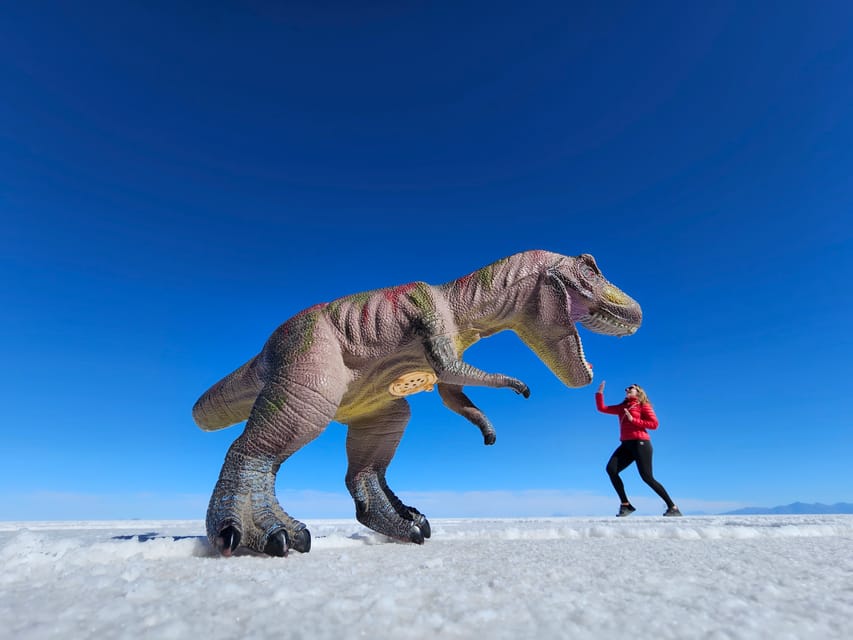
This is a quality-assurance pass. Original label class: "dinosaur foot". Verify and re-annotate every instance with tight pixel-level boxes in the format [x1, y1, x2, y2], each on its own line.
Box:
[207, 498, 313, 558]
[212, 521, 311, 558]
[363, 510, 425, 544]
[395, 517, 429, 545]
[348, 474, 432, 544]
[206, 454, 313, 557]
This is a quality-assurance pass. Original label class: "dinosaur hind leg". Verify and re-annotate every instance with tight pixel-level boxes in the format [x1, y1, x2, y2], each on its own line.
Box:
[206, 378, 342, 557]
[344, 399, 430, 544]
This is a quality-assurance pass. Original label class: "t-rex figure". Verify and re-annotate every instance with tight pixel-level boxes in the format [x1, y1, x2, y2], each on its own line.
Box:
[193, 250, 642, 557]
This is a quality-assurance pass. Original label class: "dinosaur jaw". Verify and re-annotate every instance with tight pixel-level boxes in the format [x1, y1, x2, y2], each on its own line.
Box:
[548, 272, 637, 387]
[568, 328, 595, 387]
[578, 308, 640, 337]
[575, 283, 642, 338]
[566, 304, 639, 387]
[562, 307, 638, 387]
[567, 307, 639, 386]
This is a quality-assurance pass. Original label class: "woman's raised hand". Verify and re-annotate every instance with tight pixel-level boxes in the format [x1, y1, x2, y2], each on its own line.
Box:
[597, 381, 606, 393]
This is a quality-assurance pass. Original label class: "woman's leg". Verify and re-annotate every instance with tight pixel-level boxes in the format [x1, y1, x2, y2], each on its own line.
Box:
[605, 442, 635, 504]
[634, 440, 675, 508]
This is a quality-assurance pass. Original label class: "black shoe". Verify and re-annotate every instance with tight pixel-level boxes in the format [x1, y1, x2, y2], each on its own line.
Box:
[617, 504, 636, 517]
[663, 506, 683, 517]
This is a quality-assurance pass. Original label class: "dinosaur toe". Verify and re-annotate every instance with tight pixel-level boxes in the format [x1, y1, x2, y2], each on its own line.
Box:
[263, 529, 290, 557]
[215, 524, 242, 557]
[409, 525, 425, 545]
[290, 527, 312, 553]
[412, 512, 431, 539]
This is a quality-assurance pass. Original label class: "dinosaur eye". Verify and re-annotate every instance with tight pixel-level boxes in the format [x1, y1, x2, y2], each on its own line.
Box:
[580, 264, 597, 281]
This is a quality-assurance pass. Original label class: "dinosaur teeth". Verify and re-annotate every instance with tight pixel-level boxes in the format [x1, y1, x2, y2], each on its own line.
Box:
[579, 312, 637, 336]
[576, 339, 592, 372]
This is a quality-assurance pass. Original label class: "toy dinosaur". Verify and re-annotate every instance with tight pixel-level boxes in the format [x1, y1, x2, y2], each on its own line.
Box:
[193, 250, 642, 557]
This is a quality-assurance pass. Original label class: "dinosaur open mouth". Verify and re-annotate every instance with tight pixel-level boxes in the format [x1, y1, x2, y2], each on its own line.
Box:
[572, 310, 640, 383]
[579, 310, 640, 337]
[549, 267, 641, 386]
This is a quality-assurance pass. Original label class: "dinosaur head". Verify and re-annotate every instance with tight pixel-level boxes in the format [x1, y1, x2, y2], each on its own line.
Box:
[534, 253, 642, 387]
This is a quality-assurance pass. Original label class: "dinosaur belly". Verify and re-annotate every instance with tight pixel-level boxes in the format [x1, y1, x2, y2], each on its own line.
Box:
[334, 349, 436, 422]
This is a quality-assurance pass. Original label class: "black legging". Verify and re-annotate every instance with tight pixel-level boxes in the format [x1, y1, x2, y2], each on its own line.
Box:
[606, 439, 674, 508]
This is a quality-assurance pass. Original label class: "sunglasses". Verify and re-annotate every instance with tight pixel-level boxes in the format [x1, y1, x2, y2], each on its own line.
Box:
[625, 386, 637, 392]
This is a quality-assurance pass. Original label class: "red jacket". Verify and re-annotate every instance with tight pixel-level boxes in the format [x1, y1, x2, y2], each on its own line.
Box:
[595, 392, 659, 441]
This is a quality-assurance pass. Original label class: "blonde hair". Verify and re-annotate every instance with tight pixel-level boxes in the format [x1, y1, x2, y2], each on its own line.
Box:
[629, 384, 651, 405]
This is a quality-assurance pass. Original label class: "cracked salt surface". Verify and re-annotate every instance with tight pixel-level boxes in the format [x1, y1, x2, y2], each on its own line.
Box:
[1, 515, 851, 639]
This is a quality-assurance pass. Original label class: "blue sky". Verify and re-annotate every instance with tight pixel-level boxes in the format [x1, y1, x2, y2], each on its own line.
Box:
[2, 2, 851, 520]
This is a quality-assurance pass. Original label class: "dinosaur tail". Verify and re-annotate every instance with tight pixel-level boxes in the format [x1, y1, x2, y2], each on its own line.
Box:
[192, 356, 265, 431]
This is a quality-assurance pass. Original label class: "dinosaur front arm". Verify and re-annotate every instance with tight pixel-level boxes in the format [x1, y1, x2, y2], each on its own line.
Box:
[436, 383, 497, 445]
[423, 333, 530, 397]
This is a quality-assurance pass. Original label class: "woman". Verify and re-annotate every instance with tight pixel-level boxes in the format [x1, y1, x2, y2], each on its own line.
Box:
[595, 381, 682, 517]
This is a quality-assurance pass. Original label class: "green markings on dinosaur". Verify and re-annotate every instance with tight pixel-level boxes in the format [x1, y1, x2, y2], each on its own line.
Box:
[326, 291, 374, 324]
[258, 392, 287, 417]
[405, 282, 436, 314]
[282, 307, 324, 356]
[325, 283, 436, 326]
[298, 310, 321, 354]
[475, 259, 503, 290]
[454, 329, 481, 354]
[452, 256, 509, 296]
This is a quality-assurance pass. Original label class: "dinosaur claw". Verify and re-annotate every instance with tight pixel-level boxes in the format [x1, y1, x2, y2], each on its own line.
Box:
[290, 528, 312, 553]
[408, 509, 431, 539]
[263, 529, 290, 557]
[409, 525, 425, 545]
[510, 380, 530, 397]
[216, 525, 241, 557]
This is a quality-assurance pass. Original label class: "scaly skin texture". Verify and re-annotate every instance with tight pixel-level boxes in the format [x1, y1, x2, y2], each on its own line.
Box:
[193, 250, 642, 557]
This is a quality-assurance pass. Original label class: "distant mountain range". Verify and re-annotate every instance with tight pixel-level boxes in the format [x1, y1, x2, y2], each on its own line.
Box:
[722, 502, 853, 515]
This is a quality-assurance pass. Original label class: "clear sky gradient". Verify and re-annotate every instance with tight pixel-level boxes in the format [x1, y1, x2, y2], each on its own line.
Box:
[2, 2, 851, 520]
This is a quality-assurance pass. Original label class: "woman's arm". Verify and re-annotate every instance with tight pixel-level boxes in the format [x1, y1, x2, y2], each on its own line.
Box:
[595, 381, 622, 415]
[595, 392, 622, 415]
